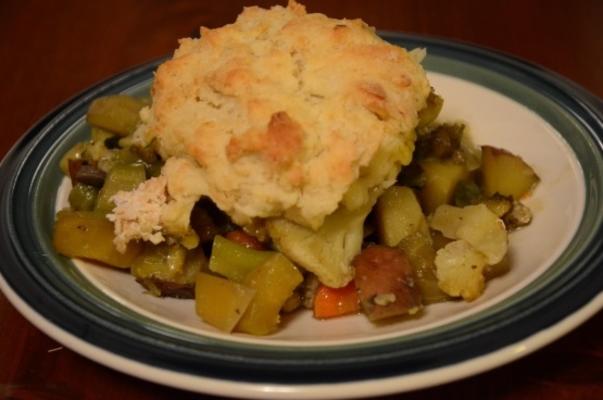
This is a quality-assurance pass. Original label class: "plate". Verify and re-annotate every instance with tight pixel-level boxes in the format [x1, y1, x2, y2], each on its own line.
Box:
[1, 33, 602, 399]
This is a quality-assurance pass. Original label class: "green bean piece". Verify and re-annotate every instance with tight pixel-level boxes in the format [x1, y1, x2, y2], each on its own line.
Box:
[68, 183, 99, 211]
[95, 163, 146, 213]
[87, 95, 146, 136]
[209, 235, 274, 282]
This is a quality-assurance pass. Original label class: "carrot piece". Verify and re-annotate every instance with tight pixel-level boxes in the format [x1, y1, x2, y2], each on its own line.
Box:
[313, 281, 360, 319]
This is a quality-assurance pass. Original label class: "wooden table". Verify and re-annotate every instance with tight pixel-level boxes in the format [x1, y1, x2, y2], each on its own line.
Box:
[1, 1, 602, 399]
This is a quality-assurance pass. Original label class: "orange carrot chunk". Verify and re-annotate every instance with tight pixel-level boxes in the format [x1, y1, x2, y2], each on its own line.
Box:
[313, 281, 360, 319]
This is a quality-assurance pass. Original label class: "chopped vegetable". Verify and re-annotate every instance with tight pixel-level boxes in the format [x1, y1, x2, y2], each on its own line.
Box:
[429, 204, 507, 264]
[131, 243, 205, 298]
[208, 235, 274, 282]
[59, 142, 87, 174]
[481, 146, 539, 199]
[416, 124, 463, 159]
[503, 201, 533, 229]
[267, 193, 376, 288]
[417, 90, 444, 129]
[87, 95, 146, 136]
[95, 163, 147, 214]
[453, 180, 482, 207]
[68, 160, 106, 188]
[53, 210, 141, 268]
[419, 158, 468, 213]
[435, 239, 487, 301]
[68, 183, 99, 211]
[483, 194, 513, 217]
[195, 272, 256, 332]
[397, 220, 448, 304]
[353, 245, 422, 321]
[225, 230, 266, 250]
[376, 186, 424, 247]
[236, 254, 303, 335]
[313, 281, 360, 319]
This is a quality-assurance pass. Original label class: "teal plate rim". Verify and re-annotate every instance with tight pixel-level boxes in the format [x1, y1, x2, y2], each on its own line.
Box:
[1, 32, 602, 396]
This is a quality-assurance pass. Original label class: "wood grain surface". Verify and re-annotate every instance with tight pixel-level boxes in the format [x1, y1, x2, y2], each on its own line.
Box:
[1, 1, 602, 399]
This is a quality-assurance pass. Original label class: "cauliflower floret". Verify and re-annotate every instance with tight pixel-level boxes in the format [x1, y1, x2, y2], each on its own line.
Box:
[267, 192, 377, 288]
[429, 204, 507, 264]
[107, 176, 168, 253]
[434, 240, 487, 301]
[430, 203, 509, 301]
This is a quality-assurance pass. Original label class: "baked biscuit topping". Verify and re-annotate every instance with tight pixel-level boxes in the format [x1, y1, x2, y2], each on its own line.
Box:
[135, 0, 430, 231]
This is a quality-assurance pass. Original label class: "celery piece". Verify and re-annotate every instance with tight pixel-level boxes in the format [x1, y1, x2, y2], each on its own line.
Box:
[95, 163, 146, 213]
[208, 235, 274, 283]
[131, 243, 187, 282]
[68, 183, 99, 211]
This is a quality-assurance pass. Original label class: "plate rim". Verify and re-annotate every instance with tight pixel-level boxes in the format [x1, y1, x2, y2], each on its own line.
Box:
[1, 272, 602, 399]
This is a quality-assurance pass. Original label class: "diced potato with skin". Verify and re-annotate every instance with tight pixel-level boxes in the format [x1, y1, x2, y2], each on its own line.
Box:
[481, 146, 539, 199]
[353, 245, 422, 321]
[419, 159, 468, 213]
[236, 254, 304, 335]
[376, 186, 424, 247]
[429, 204, 507, 264]
[53, 210, 141, 268]
[195, 272, 256, 332]
[435, 240, 487, 301]
[208, 235, 274, 283]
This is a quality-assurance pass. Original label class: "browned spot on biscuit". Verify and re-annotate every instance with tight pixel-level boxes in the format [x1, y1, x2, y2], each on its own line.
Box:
[226, 111, 303, 168]
[264, 111, 303, 165]
[358, 82, 389, 120]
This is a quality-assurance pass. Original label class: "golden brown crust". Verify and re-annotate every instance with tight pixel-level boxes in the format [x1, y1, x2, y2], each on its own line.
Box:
[138, 1, 431, 229]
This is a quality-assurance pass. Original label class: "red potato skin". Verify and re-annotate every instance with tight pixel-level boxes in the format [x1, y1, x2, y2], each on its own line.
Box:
[225, 230, 266, 250]
[353, 245, 422, 321]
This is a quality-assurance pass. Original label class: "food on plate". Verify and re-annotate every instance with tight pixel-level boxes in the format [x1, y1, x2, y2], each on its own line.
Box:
[53, 1, 540, 335]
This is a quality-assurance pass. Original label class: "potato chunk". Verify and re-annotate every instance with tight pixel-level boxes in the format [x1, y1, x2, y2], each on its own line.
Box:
[481, 146, 539, 199]
[419, 159, 468, 213]
[376, 186, 424, 247]
[236, 254, 303, 335]
[353, 245, 422, 321]
[434, 240, 487, 301]
[53, 210, 141, 268]
[195, 272, 255, 332]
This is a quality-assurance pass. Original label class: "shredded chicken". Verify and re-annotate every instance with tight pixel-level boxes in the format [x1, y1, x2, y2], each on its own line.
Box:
[107, 176, 168, 252]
